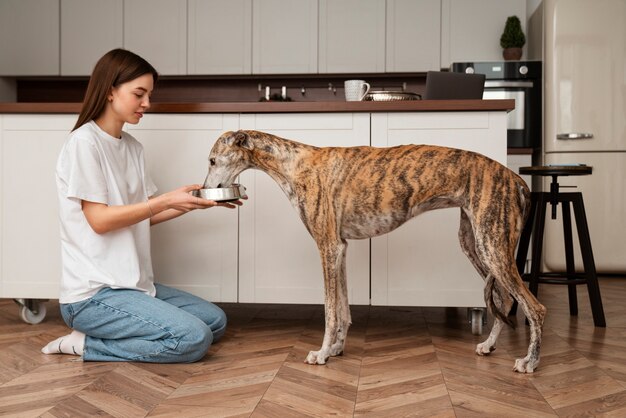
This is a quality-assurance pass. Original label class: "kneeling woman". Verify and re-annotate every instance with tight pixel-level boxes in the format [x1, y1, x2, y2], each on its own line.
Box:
[42, 48, 241, 362]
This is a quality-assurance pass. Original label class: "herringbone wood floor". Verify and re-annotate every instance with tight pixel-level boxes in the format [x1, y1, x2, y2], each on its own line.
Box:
[1, 277, 625, 417]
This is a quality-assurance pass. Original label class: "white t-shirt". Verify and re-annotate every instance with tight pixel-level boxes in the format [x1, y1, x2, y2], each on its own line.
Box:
[56, 121, 158, 304]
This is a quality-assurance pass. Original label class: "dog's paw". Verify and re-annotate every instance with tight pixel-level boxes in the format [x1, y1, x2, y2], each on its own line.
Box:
[513, 357, 537, 373]
[329, 342, 344, 357]
[475, 342, 496, 356]
[304, 350, 329, 365]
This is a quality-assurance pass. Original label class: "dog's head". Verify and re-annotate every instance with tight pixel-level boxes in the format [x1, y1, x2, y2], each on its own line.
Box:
[203, 130, 255, 188]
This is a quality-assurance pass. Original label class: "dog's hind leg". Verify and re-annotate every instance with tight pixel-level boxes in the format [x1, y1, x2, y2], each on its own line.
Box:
[305, 239, 347, 365]
[481, 251, 546, 373]
[458, 210, 489, 278]
[475, 278, 514, 356]
[458, 210, 510, 355]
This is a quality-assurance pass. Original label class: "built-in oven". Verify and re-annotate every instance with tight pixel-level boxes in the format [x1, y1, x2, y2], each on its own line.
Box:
[451, 61, 542, 149]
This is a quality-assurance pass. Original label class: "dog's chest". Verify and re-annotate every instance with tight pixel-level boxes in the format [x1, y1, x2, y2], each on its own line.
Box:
[340, 213, 403, 239]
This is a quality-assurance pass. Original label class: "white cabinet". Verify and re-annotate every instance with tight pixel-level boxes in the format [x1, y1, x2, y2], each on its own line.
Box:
[507, 153, 532, 190]
[252, 0, 318, 74]
[0, 115, 76, 298]
[319, 0, 386, 73]
[61, 0, 123, 76]
[441, 0, 527, 68]
[0, 114, 239, 303]
[386, 0, 441, 72]
[188, 0, 252, 75]
[238, 113, 371, 304]
[2, 0, 531, 76]
[0, 0, 59, 76]
[370, 112, 508, 307]
[543, 152, 626, 273]
[127, 114, 240, 302]
[1, 110, 510, 310]
[124, 0, 187, 75]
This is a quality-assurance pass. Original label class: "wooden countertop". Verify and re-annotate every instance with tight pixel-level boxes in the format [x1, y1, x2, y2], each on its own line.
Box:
[0, 99, 514, 114]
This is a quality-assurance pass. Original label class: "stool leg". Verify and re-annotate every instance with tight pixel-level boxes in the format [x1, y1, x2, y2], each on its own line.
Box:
[571, 194, 606, 327]
[561, 201, 578, 315]
[528, 193, 548, 298]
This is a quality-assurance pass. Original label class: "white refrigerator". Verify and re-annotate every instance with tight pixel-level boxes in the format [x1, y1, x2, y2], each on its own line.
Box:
[537, 0, 626, 273]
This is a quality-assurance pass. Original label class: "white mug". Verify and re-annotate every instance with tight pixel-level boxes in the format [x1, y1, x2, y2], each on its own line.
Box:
[344, 80, 371, 101]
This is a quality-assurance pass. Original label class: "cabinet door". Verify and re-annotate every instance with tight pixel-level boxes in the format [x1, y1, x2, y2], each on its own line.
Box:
[238, 113, 370, 304]
[0, 0, 59, 75]
[127, 114, 240, 302]
[252, 0, 318, 74]
[544, 152, 626, 273]
[386, 0, 441, 72]
[124, 0, 187, 75]
[188, 0, 252, 75]
[441, 0, 526, 68]
[61, 0, 123, 76]
[1, 115, 77, 298]
[370, 112, 507, 307]
[319, 0, 385, 73]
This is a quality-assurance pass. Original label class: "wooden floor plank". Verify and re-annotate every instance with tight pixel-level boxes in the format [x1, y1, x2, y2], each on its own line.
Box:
[1, 276, 625, 416]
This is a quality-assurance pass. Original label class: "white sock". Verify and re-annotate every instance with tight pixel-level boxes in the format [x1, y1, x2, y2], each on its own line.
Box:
[41, 330, 85, 356]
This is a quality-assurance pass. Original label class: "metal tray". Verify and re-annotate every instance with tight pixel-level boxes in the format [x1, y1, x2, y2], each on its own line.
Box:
[191, 184, 247, 202]
[362, 90, 422, 101]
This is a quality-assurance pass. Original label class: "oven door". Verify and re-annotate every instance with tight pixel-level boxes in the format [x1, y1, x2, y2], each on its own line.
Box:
[483, 80, 533, 147]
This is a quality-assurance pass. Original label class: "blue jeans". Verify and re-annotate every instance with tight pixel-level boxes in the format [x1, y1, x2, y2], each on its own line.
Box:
[60, 283, 226, 363]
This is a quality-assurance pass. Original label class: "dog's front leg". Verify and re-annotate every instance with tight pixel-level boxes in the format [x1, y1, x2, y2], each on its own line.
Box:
[305, 240, 346, 365]
[329, 239, 351, 357]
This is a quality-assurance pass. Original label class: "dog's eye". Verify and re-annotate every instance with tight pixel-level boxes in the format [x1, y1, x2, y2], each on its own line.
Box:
[209, 158, 216, 166]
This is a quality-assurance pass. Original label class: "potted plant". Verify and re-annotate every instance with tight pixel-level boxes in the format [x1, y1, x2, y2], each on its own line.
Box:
[500, 16, 526, 60]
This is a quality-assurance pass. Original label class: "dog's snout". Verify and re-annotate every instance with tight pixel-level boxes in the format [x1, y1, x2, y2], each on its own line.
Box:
[217, 183, 223, 188]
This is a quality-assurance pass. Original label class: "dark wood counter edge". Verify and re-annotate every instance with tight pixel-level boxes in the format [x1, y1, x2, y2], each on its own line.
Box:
[0, 99, 514, 114]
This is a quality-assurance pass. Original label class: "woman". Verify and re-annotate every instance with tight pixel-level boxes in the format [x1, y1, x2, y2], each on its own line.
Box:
[41, 48, 240, 362]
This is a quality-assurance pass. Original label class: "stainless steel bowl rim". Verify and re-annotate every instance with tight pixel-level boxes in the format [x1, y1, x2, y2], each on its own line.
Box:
[362, 91, 422, 101]
[192, 184, 247, 201]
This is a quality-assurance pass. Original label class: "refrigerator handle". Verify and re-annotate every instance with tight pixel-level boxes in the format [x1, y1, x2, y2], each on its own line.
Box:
[556, 133, 594, 140]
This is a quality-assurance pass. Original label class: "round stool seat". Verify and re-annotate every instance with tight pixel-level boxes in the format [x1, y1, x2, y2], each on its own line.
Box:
[519, 165, 592, 177]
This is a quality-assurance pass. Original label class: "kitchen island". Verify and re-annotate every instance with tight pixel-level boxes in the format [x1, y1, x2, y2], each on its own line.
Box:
[1, 100, 513, 330]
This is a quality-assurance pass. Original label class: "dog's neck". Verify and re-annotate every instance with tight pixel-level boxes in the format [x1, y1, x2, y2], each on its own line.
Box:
[247, 132, 316, 201]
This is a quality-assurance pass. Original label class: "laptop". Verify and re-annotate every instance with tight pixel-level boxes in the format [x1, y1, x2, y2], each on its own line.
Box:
[424, 71, 486, 100]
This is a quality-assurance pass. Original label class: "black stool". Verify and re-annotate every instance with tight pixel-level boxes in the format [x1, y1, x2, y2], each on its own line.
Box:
[513, 165, 606, 327]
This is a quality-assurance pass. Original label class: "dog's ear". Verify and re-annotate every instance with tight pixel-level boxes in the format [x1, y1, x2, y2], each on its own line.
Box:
[226, 130, 254, 150]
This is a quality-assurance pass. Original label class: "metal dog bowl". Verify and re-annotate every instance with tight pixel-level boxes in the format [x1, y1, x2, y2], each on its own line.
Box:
[362, 90, 422, 101]
[191, 184, 247, 202]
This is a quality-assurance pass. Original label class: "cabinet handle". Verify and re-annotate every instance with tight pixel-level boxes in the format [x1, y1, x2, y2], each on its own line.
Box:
[556, 133, 594, 140]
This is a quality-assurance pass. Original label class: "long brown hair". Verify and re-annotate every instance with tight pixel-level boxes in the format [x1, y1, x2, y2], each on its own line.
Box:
[72, 49, 158, 131]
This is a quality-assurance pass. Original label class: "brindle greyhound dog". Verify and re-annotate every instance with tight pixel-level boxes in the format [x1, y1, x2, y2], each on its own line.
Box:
[203, 130, 546, 373]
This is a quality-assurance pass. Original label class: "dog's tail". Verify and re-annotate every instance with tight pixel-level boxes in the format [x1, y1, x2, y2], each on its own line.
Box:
[485, 274, 516, 329]
[517, 181, 531, 234]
